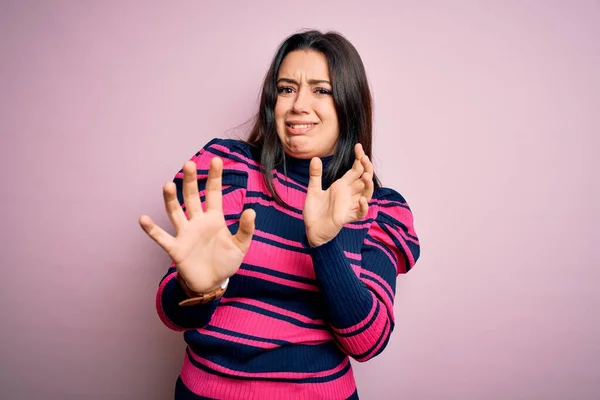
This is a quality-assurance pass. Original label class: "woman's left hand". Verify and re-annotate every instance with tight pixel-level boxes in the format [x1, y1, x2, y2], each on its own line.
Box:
[303, 143, 375, 247]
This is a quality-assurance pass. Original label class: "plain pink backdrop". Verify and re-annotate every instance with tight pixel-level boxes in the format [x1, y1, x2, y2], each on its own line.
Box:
[1, 1, 598, 399]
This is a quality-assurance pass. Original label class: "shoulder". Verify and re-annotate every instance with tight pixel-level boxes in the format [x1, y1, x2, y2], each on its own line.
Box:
[370, 186, 416, 240]
[372, 186, 408, 206]
[193, 137, 258, 164]
[176, 138, 258, 189]
[369, 186, 420, 272]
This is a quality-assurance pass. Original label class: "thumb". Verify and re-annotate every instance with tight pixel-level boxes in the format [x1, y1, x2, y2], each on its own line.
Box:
[308, 157, 323, 190]
[234, 208, 256, 253]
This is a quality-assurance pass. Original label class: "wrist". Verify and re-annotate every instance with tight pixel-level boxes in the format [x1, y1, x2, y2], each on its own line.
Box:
[177, 274, 229, 306]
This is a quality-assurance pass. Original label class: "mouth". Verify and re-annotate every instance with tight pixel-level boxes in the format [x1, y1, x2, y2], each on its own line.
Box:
[285, 122, 318, 135]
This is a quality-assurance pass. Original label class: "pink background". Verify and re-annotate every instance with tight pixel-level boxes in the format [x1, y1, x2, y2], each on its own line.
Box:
[1, 1, 599, 399]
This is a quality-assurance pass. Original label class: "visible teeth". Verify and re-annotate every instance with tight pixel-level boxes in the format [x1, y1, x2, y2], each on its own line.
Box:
[289, 124, 314, 129]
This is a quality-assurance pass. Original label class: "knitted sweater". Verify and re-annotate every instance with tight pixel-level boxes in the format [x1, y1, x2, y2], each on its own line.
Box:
[156, 138, 421, 400]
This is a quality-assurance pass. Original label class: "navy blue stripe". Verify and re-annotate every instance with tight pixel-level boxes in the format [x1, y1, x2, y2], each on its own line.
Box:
[252, 234, 308, 254]
[361, 274, 394, 303]
[205, 147, 262, 173]
[246, 191, 303, 215]
[273, 171, 308, 193]
[379, 223, 411, 272]
[365, 233, 397, 265]
[185, 347, 352, 383]
[221, 301, 326, 330]
[334, 300, 380, 338]
[226, 275, 326, 321]
[378, 201, 410, 211]
[352, 318, 390, 360]
[204, 325, 291, 346]
[378, 212, 419, 242]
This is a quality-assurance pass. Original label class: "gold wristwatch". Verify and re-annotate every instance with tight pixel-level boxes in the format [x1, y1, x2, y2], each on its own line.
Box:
[177, 275, 229, 307]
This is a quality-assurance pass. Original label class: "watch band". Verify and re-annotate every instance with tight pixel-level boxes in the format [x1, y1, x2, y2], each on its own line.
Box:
[177, 275, 229, 307]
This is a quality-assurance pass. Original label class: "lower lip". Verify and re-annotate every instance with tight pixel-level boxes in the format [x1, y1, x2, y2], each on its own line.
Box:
[286, 124, 317, 135]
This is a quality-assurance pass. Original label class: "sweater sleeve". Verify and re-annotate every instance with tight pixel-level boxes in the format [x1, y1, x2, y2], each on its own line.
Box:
[307, 188, 420, 361]
[156, 138, 249, 332]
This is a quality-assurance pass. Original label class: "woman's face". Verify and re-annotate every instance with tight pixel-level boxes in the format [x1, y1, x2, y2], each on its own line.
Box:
[275, 50, 339, 159]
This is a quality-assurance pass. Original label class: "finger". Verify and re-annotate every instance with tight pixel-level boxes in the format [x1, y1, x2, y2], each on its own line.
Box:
[182, 161, 203, 218]
[163, 182, 187, 232]
[350, 178, 366, 194]
[205, 157, 223, 212]
[308, 157, 323, 190]
[354, 143, 366, 161]
[361, 171, 375, 201]
[361, 154, 373, 176]
[357, 196, 369, 219]
[233, 208, 256, 253]
[138, 215, 176, 252]
[341, 157, 365, 184]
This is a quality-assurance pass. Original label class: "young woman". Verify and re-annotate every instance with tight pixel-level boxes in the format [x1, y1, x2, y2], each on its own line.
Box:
[139, 30, 420, 400]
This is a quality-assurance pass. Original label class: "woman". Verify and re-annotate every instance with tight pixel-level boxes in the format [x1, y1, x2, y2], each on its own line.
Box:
[139, 30, 420, 400]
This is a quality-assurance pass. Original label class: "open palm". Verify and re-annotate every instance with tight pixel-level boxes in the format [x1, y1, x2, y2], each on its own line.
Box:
[139, 157, 255, 293]
[303, 144, 374, 247]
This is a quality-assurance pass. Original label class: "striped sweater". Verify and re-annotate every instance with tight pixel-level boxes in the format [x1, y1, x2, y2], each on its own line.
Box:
[156, 138, 421, 399]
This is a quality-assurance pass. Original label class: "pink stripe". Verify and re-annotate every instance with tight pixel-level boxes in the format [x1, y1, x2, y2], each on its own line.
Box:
[246, 177, 307, 211]
[244, 240, 314, 279]
[206, 143, 261, 168]
[209, 305, 331, 344]
[188, 348, 349, 379]
[234, 269, 318, 291]
[200, 329, 279, 350]
[180, 351, 357, 399]
[344, 251, 361, 261]
[254, 229, 303, 248]
[380, 220, 416, 269]
[156, 271, 185, 332]
[221, 297, 326, 325]
[181, 186, 244, 216]
[383, 210, 419, 246]
[355, 315, 393, 362]
[379, 204, 419, 239]
[332, 296, 377, 335]
[336, 297, 391, 357]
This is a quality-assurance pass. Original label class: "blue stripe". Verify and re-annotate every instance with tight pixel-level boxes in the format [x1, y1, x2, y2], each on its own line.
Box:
[361, 274, 394, 304]
[203, 325, 291, 346]
[246, 191, 303, 215]
[378, 212, 419, 242]
[334, 300, 380, 338]
[185, 346, 351, 383]
[226, 275, 326, 321]
[352, 318, 390, 360]
[379, 223, 411, 272]
[252, 235, 308, 254]
[220, 301, 326, 330]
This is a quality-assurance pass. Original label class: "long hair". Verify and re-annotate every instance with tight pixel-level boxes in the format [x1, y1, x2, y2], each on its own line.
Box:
[246, 30, 381, 208]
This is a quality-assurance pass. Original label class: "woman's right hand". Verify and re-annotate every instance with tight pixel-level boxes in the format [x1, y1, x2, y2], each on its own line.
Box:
[139, 157, 255, 293]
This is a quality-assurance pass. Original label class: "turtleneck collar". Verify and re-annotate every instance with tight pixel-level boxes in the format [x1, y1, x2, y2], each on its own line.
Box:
[279, 153, 335, 188]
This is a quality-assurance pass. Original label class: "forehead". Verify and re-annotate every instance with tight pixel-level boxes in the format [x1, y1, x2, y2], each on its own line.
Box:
[277, 50, 330, 80]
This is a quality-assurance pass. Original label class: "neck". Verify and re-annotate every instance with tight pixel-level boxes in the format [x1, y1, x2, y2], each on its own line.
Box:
[280, 153, 334, 188]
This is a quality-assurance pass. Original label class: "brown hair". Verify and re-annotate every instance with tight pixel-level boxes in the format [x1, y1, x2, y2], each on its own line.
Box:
[246, 30, 381, 207]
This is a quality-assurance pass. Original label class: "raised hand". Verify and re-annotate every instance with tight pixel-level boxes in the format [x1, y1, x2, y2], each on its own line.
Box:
[139, 157, 255, 293]
[303, 143, 375, 247]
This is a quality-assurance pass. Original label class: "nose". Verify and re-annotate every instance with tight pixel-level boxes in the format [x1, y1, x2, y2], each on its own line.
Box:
[291, 86, 310, 114]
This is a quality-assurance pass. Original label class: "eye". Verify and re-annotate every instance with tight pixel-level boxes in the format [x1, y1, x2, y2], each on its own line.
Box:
[315, 87, 332, 95]
[277, 86, 294, 94]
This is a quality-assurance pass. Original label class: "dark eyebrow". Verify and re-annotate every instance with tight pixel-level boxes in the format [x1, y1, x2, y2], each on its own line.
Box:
[276, 77, 331, 86]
